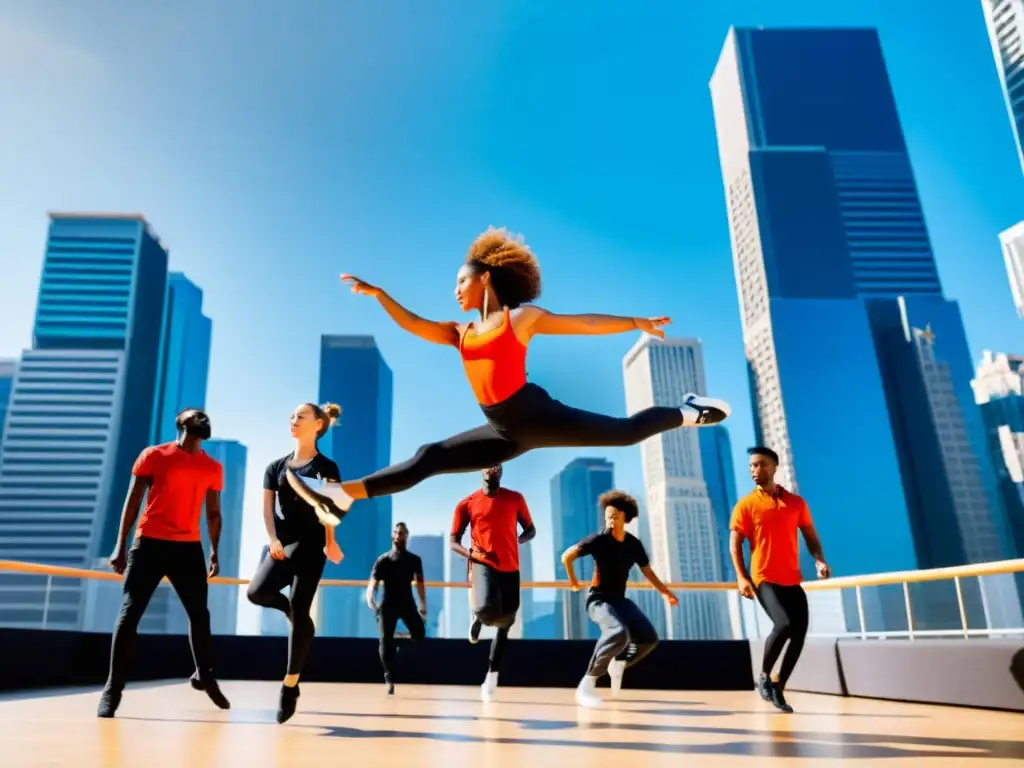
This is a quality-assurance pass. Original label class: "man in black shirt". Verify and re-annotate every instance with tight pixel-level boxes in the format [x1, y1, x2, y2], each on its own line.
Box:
[367, 522, 427, 695]
[561, 490, 678, 708]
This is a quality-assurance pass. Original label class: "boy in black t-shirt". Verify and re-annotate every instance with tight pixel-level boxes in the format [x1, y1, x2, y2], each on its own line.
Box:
[561, 490, 679, 708]
[367, 522, 428, 695]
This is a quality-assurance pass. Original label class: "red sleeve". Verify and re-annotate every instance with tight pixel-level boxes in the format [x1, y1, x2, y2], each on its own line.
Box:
[798, 497, 812, 528]
[450, 497, 471, 538]
[132, 447, 160, 478]
[210, 460, 224, 493]
[516, 493, 534, 529]
[729, 500, 752, 539]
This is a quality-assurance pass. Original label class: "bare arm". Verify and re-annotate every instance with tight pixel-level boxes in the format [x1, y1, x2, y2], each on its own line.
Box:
[801, 523, 831, 577]
[113, 476, 150, 555]
[262, 489, 278, 542]
[341, 275, 459, 346]
[639, 565, 674, 599]
[415, 571, 427, 614]
[514, 306, 669, 341]
[449, 533, 473, 561]
[517, 498, 536, 544]
[366, 577, 379, 610]
[449, 503, 473, 560]
[730, 531, 755, 599]
[561, 545, 583, 588]
[205, 489, 222, 557]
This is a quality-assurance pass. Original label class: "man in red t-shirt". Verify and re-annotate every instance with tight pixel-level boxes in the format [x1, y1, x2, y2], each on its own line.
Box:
[98, 409, 230, 719]
[450, 463, 535, 702]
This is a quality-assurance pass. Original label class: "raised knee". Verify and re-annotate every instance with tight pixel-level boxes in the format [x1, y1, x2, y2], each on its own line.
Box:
[246, 584, 270, 606]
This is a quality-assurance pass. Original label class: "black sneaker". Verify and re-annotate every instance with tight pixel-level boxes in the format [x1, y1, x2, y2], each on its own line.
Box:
[756, 672, 773, 702]
[468, 618, 482, 644]
[770, 685, 794, 714]
[97, 687, 122, 718]
[190, 672, 231, 709]
[680, 394, 731, 426]
[387, 682, 395, 696]
[277, 684, 300, 724]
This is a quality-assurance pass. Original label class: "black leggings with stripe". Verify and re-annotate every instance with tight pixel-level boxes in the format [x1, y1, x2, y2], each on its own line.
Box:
[363, 383, 683, 498]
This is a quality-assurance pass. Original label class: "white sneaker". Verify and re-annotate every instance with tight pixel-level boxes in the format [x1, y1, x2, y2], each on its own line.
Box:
[575, 676, 603, 708]
[481, 671, 498, 703]
[680, 394, 731, 427]
[608, 659, 625, 698]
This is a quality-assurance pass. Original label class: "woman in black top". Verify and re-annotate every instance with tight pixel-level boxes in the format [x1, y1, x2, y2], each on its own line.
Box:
[561, 490, 678, 709]
[246, 402, 343, 724]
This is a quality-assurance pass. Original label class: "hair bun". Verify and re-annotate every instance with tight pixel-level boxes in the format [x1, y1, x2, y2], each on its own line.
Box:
[322, 402, 342, 426]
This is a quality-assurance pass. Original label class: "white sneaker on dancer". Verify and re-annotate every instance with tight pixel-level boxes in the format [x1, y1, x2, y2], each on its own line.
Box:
[680, 394, 731, 427]
[608, 659, 626, 698]
[575, 676, 603, 708]
[481, 671, 498, 703]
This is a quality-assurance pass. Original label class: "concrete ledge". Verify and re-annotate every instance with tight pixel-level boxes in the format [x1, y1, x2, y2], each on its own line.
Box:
[0, 629, 753, 693]
[748, 637, 846, 696]
[837, 639, 1024, 712]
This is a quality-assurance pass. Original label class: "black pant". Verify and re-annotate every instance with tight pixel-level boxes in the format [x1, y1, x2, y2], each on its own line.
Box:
[756, 582, 809, 689]
[363, 383, 682, 497]
[585, 597, 659, 677]
[377, 602, 426, 683]
[246, 539, 326, 676]
[107, 537, 213, 690]
[472, 562, 520, 673]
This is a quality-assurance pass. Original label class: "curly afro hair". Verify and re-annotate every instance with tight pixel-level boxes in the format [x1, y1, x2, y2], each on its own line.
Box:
[598, 490, 639, 523]
[465, 227, 542, 309]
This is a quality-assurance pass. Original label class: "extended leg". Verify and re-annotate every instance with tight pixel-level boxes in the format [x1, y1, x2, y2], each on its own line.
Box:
[99, 540, 165, 717]
[166, 542, 230, 710]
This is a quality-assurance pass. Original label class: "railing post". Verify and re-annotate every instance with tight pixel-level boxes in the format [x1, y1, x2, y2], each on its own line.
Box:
[41, 575, 52, 630]
[902, 581, 914, 641]
[855, 586, 867, 640]
[954, 576, 969, 639]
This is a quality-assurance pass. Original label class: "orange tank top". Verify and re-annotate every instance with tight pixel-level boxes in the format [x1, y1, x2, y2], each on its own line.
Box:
[459, 307, 528, 406]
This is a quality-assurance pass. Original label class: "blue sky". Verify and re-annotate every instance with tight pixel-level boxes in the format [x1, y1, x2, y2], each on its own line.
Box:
[1, 1, 1023, 632]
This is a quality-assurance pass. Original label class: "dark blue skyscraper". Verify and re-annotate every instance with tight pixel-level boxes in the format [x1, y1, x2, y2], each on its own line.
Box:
[550, 458, 613, 640]
[711, 28, 1014, 628]
[318, 335, 393, 637]
[409, 533, 444, 637]
[699, 425, 738, 581]
[152, 273, 212, 444]
[0, 214, 168, 629]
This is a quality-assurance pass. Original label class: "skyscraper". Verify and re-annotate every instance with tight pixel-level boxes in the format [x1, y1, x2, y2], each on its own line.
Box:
[516, 533, 534, 638]
[0, 214, 168, 629]
[981, 0, 1024, 176]
[201, 439, 247, 634]
[0, 359, 16, 445]
[408, 533, 444, 637]
[550, 457, 614, 640]
[623, 336, 729, 639]
[698, 425, 738, 582]
[998, 222, 1024, 319]
[710, 29, 1013, 629]
[151, 273, 212, 444]
[317, 335, 393, 637]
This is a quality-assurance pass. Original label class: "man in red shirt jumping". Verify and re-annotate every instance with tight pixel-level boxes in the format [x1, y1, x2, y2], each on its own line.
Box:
[450, 464, 535, 702]
[97, 408, 231, 718]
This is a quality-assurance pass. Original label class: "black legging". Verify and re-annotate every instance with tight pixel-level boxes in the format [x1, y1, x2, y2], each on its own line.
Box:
[378, 602, 426, 683]
[364, 383, 683, 497]
[246, 539, 326, 676]
[756, 582, 809, 689]
[107, 537, 213, 690]
[472, 562, 520, 673]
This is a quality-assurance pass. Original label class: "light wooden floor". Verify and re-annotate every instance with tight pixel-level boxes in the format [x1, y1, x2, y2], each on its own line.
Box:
[2, 681, 1023, 767]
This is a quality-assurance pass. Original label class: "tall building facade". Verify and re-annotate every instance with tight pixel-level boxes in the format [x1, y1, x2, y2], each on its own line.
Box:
[0, 359, 16, 445]
[151, 273, 212, 444]
[199, 439, 247, 634]
[317, 335, 393, 637]
[623, 336, 729, 639]
[710, 28, 1010, 629]
[408, 534, 444, 637]
[443, 548, 471, 639]
[982, 0, 1024, 177]
[998, 222, 1024, 319]
[0, 215, 168, 629]
[550, 457, 614, 640]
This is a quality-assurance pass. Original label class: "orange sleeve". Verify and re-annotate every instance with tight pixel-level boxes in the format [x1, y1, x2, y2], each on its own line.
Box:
[798, 497, 812, 528]
[132, 447, 159, 478]
[210, 461, 224, 493]
[516, 493, 534, 529]
[729, 500, 752, 539]
[450, 498, 470, 538]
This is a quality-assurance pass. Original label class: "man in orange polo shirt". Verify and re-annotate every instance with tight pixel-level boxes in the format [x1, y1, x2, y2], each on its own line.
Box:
[98, 408, 230, 718]
[450, 463, 536, 702]
[729, 445, 831, 713]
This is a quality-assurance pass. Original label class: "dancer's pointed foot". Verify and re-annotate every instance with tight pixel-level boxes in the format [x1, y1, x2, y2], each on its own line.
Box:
[680, 394, 730, 427]
[284, 469, 351, 527]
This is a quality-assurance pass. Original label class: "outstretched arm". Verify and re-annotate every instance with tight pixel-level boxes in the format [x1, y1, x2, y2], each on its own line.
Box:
[341, 274, 459, 346]
[514, 306, 669, 342]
